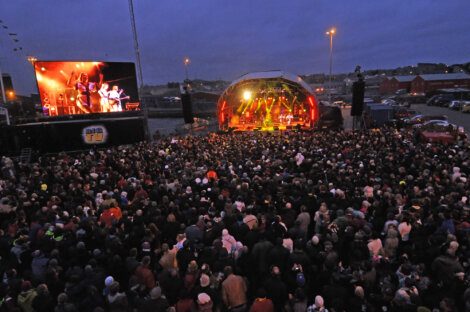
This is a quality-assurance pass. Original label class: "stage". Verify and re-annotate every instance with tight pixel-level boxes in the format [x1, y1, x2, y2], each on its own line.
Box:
[217, 71, 319, 131]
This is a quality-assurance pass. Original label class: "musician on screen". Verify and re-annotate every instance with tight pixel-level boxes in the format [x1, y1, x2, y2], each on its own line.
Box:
[98, 83, 111, 112]
[108, 85, 124, 112]
[74, 73, 96, 114]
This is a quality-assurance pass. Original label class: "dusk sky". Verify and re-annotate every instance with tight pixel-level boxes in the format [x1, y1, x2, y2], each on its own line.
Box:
[1, 0, 470, 95]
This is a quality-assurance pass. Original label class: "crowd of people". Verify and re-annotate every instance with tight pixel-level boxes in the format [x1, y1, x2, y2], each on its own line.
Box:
[0, 126, 469, 312]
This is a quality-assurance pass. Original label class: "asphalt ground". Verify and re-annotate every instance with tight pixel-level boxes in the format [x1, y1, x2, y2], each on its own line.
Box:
[147, 104, 470, 136]
[410, 103, 470, 133]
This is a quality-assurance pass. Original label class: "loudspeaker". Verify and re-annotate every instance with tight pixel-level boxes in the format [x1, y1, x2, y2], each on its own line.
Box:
[181, 92, 194, 124]
[351, 80, 365, 116]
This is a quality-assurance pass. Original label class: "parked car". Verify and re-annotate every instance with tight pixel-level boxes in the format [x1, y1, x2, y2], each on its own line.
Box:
[453, 100, 470, 112]
[412, 119, 452, 130]
[449, 100, 461, 110]
[414, 120, 466, 138]
[403, 114, 447, 126]
[381, 98, 397, 106]
[415, 120, 466, 143]
[426, 94, 455, 107]
[448, 100, 470, 111]
[462, 102, 470, 113]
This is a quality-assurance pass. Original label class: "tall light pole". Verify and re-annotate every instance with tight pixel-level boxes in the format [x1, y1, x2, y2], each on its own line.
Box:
[0, 62, 6, 104]
[128, 0, 144, 89]
[183, 57, 190, 82]
[325, 27, 336, 103]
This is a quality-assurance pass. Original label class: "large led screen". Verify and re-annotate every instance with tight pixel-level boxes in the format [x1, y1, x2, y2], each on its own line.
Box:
[34, 61, 140, 116]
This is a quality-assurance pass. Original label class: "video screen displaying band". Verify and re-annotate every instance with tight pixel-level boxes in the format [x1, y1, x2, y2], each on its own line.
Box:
[34, 61, 140, 116]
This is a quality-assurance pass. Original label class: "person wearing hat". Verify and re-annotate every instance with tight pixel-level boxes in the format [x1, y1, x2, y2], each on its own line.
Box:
[194, 273, 220, 310]
[307, 295, 328, 312]
[197, 292, 213, 312]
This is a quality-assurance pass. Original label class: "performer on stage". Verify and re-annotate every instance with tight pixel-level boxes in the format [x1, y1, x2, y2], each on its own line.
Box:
[98, 83, 111, 112]
[286, 112, 293, 125]
[74, 73, 96, 114]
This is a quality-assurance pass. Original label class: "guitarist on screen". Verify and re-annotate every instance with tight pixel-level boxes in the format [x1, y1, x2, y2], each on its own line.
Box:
[108, 85, 129, 112]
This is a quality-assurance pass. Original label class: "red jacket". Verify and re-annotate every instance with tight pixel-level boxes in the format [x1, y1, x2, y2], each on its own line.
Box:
[249, 298, 274, 312]
[134, 265, 156, 290]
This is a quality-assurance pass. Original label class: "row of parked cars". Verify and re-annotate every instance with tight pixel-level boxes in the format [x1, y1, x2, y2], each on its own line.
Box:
[395, 109, 466, 143]
[426, 94, 470, 112]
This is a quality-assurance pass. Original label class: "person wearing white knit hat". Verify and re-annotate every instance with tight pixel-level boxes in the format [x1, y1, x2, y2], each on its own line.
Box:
[307, 295, 328, 312]
[197, 293, 213, 312]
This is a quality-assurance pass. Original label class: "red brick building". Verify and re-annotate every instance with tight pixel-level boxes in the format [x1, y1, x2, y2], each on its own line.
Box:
[379, 76, 414, 95]
[411, 73, 470, 94]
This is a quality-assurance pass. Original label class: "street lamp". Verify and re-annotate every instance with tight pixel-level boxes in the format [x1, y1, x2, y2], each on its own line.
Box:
[183, 57, 191, 82]
[325, 27, 336, 103]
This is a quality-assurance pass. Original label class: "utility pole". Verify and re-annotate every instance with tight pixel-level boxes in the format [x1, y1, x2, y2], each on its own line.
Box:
[128, 0, 144, 89]
[128, 0, 150, 140]
[0, 63, 6, 104]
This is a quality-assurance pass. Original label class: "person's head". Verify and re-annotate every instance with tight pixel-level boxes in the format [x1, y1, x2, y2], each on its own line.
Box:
[101, 83, 109, 90]
[57, 293, 68, 305]
[150, 286, 162, 300]
[197, 293, 211, 306]
[448, 241, 459, 256]
[200, 274, 210, 288]
[315, 295, 324, 308]
[271, 265, 281, 277]
[36, 284, 49, 296]
[112, 85, 119, 91]
[223, 266, 233, 277]
[79, 73, 88, 83]
[109, 281, 120, 295]
[142, 256, 151, 266]
[355, 286, 365, 299]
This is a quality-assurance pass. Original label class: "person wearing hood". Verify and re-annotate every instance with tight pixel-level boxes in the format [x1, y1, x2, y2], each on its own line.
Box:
[222, 229, 237, 254]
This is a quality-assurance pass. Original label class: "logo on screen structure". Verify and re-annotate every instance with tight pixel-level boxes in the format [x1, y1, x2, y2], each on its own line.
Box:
[82, 125, 108, 144]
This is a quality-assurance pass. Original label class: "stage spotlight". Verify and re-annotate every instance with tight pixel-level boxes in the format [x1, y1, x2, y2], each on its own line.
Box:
[41, 67, 46, 71]
[243, 90, 252, 101]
